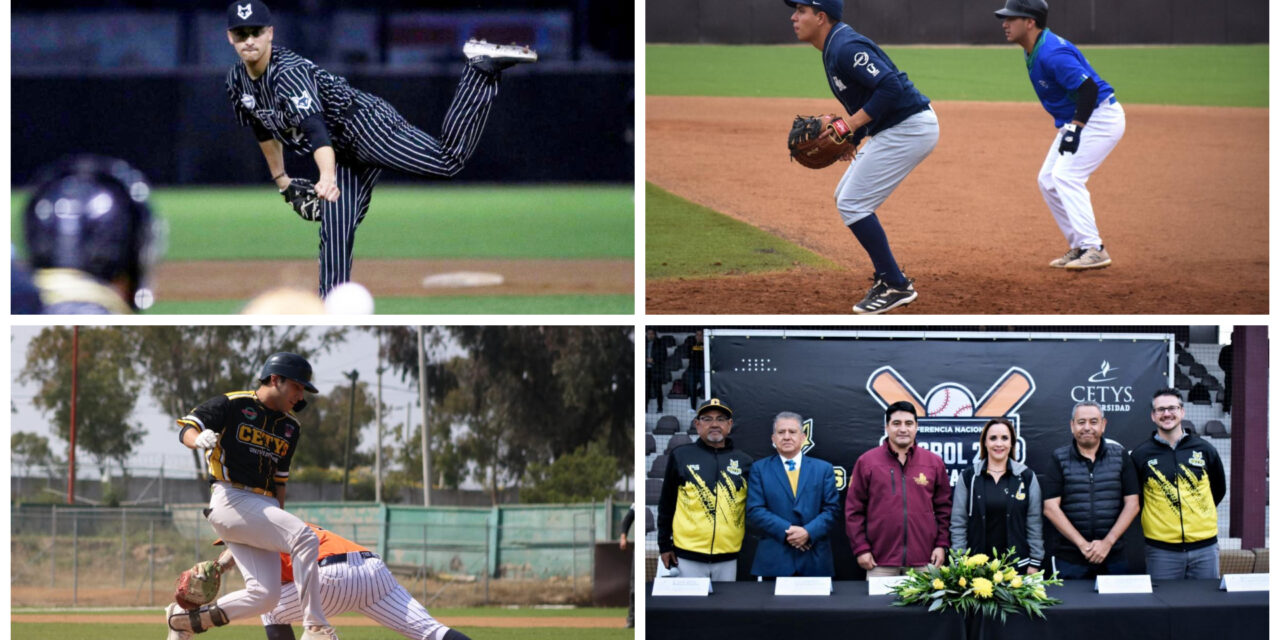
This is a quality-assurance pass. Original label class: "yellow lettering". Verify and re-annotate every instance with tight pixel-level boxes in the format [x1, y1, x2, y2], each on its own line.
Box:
[238, 425, 254, 442]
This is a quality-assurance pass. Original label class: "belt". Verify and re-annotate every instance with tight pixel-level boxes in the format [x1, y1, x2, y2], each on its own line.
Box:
[215, 481, 275, 498]
[1104, 94, 1118, 105]
[319, 550, 378, 567]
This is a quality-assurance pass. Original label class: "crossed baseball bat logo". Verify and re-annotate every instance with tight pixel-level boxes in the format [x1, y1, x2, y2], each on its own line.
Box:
[865, 365, 1036, 417]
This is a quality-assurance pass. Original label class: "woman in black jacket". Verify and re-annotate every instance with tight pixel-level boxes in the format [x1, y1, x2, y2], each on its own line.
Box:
[950, 418, 1043, 573]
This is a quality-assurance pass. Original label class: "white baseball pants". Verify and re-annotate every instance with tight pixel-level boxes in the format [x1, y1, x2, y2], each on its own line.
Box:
[262, 553, 450, 640]
[834, 107, 940, 226]
[1037, 99, 1126, 250]
[205, 483, 330, 628]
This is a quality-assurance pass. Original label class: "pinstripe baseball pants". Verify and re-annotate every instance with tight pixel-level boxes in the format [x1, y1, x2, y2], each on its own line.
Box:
[262, 553, 451, 640]
[318, 65, 500, 297]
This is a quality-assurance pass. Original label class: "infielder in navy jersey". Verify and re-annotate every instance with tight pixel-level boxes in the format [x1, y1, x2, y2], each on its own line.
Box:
[786, 0, 939, 314]
[223, 1, 535, 297]
[996, 0, 1124, 270]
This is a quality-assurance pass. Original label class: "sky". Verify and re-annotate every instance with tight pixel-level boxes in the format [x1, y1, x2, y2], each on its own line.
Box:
[10, 326, 459, 478]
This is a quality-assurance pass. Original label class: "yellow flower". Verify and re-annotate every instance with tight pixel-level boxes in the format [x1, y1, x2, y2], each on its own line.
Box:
[972, 577, 994, 598]
[1010, 576, 1023, 588]
[959, 577, 967, 588]
[932, 578, 946, 591]
[992, 571, 1003, 584]
[989, 560, 1001, 572]
[940, 566, 950, 576]
[965, 554, 990, 567]
[1004, 568, 1017, 582]
[1033, 587, 1046, 600]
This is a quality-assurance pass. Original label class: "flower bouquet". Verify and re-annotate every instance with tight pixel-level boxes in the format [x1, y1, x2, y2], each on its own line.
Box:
[889, 548, 1063, 622]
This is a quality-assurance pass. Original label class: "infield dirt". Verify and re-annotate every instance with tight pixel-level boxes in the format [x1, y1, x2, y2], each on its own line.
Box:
[646, 97, 1267, 314]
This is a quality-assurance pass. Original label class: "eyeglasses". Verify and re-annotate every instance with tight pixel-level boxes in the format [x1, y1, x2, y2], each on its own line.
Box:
[1153, 405, 1183, 414]
[697, 415, 731, 424]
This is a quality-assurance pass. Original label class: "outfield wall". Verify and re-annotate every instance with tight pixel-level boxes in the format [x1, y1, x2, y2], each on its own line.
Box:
[12, 69, 634, 185]
[647, 0, 1268, 45]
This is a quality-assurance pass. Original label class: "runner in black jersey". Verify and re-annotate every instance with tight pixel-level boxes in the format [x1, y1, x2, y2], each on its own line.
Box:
[223, 0, 536, 297]
[168, 351, 339, 640]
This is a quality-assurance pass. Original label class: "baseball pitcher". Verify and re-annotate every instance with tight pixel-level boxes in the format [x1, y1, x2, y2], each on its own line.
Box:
[223, 1, 536, 297]
[785, 0, 939, 314]
[996, 0, 1125, 270]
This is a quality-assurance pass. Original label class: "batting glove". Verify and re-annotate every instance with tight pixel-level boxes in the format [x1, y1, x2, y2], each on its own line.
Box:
[194, 429, 220, 449]
[1058, 124, 1082, 155]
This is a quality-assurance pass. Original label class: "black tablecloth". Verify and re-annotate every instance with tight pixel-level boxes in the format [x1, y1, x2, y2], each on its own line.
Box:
[646, 580, 1268, 640]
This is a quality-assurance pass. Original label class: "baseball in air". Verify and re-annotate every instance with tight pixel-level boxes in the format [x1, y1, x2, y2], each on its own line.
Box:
[925, 383, 976, 417]
[325, 282, 375, 314]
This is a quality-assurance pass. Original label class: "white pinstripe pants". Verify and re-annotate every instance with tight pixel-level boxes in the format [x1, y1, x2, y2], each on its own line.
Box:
[261, 553, 450, 640]
[317, 65, 500, 296]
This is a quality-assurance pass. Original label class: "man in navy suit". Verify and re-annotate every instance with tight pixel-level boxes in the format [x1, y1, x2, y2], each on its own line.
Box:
[746, 411, 841, 577]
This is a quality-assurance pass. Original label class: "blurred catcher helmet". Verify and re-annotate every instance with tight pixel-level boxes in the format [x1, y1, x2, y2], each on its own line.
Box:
[23, 155, 164, 310]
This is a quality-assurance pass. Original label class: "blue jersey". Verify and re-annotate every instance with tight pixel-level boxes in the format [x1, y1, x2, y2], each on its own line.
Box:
[822, 23, 931, 139]
[1025, 29, 1115, 127]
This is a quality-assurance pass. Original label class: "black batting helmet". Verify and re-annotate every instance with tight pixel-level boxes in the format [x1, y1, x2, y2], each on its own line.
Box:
[23, 155, 162, 310]
[259, 352, 319, 393]
[994, 0, 1048, 25]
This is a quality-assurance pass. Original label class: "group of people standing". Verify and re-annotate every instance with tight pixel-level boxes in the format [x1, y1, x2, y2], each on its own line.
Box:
[656, 388, 1226, 582]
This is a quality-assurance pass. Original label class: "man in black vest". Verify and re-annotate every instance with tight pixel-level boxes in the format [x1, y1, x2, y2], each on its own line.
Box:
[1040, 401, 1140, 578]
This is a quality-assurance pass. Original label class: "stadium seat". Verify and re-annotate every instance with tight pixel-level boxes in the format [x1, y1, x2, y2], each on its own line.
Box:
[1188, 383, 1211, 405]
[646, 478, 663, 504]
[1203, 420, 1228, 437]
[667, 380, 689, 399]
[1202, 375, 1221, 391]
[1180, 420, 1197, 435]
[688, 421, 698, 435]
[1219, 549, 1256, 575]
[666, 354, 683, 373]
[648, 454, 669, 479]
[654, 415, 680, 435]
[665, 433, 691, 453]
[1174, 371, 1193, 391]
[1177, 351, 1194, 366]
[661, 335, 676, 349]
[646, 434, 656, 455]
[1252, 548, 1269, 573]
[645, 505, 656, 533]
[1189, 363, 1209, 378]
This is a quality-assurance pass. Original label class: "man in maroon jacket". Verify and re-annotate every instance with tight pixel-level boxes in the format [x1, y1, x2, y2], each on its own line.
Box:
[845, 401, 952, 577]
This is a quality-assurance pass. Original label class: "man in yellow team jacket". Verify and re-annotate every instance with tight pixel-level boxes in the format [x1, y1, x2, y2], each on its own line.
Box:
[1131, 388, 1226, 579]
[657, 398, 755, 581]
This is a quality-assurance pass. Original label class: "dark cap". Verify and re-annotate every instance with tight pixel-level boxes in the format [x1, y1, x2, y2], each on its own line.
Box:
[228, 1, 272, 29]
[783, 0, 843, 23]
[696, 398, 733, 418]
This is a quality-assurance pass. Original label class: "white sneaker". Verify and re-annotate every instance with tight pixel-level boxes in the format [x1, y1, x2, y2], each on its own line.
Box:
[300, 626, 341, 640]
[463, 38, 537, 73]
[165, 602, 193, 640]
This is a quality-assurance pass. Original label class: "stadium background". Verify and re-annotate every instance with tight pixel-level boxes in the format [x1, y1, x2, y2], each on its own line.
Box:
[642, 325, 1267, 581]
[11, 0, 634, 314]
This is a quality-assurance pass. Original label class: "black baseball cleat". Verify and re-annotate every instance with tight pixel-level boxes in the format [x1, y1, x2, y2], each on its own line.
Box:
[852, 275, 917, 315]
[464, 39, 537, 75]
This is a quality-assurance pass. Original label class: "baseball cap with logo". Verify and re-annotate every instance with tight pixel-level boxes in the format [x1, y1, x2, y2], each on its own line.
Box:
[227, 0, 272, 30]
[783, 0, 843, 23]
[696, 398, 733, 418]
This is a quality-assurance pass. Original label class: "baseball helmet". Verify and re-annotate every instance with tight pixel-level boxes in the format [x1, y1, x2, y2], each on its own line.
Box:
[23, 155, 163, 310]
[258, 352, 319, 393]
[994, 0, 1048, 24]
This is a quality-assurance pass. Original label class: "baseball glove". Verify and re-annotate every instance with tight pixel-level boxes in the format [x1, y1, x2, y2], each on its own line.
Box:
[787, 114, 856, 169]
[174, 560, 223, 610]
[280, 178, 322, 222]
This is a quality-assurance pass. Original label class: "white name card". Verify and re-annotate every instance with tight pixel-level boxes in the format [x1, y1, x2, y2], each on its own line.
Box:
[1220, 573, 1269, 592]
[652, 577, 713, 596]
[868, 575, 909, 595]
[1095, 574, 1153, 594]
[774, 576, 833, 596]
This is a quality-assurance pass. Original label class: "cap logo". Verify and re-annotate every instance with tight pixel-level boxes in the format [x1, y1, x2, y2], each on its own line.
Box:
[237, 4, 253, 20]
[290, 90, 313, 111]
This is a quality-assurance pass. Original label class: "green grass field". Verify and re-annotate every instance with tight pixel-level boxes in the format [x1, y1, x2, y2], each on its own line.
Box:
[12, 608, 630, 640]
[13, 184, 634, 314]
[646, 183, 836, 279]
[647, 44, 1268, 107]
[647, 43, 1267, 282]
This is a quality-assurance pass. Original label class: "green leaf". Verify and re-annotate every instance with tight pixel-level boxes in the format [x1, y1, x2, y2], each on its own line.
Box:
[928, 598, 945, 613]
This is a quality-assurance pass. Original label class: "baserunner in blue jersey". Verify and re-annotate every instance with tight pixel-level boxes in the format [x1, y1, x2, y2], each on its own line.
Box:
[996, 0, 1125, 271]
[785, 0, 939, 315]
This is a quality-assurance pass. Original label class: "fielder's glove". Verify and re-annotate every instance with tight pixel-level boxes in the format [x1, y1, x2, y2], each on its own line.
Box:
[193, 429, 219, 449]
[1058, 123, 1082, 155]
[788, 114, 857, 169]
[280, 177, 322, 222]
[174, 560, 223, 611]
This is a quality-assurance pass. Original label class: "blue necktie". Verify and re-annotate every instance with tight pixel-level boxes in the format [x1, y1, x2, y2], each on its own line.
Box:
[786, 459, 798, 495]
[786, 460, 796, 471]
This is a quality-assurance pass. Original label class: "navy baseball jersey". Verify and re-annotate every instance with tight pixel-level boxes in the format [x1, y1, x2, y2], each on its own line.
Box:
[1025, 29, 1115, 127]
[177, 390, 301, 496]
[822, 23, 931, 138]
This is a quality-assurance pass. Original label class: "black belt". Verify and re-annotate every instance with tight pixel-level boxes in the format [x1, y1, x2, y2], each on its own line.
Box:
[318, 550, 377, 567]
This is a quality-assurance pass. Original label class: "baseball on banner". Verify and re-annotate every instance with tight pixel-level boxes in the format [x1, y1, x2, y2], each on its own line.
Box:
[925, 384, 976, 417]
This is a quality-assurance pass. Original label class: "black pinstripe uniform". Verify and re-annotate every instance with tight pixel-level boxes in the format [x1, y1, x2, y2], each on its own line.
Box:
[177, 390, 301, 496]
[227, 46, 501, 296]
